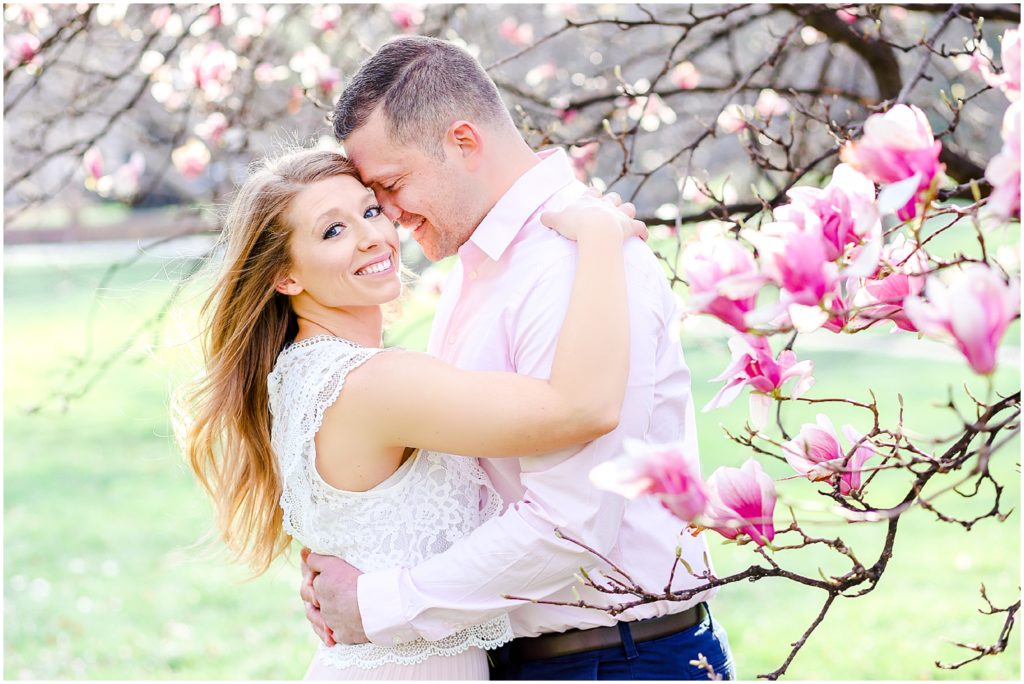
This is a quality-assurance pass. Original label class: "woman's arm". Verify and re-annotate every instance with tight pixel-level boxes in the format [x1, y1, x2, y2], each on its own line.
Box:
[326, 194, 646, 458]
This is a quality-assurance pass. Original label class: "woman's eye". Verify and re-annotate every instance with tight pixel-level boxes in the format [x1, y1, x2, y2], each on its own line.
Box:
[322, 223, 344, 240]
[365, 204, 383, 219]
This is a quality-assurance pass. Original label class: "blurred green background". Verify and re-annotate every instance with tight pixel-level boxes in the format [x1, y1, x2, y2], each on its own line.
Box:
[3, 234, 1019, 680]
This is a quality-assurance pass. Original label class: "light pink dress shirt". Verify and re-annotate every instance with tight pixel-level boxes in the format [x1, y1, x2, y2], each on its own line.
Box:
[357, 148, 716, 645]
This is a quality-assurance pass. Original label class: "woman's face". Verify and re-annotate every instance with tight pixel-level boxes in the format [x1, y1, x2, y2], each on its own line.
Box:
[279, 174, 402, 309]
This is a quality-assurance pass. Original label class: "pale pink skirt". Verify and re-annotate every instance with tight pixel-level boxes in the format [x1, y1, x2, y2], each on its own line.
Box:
[303, 646, 489, 680]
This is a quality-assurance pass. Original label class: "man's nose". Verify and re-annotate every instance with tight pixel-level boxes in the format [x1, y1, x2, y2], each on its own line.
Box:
[380, 198, 402, 222]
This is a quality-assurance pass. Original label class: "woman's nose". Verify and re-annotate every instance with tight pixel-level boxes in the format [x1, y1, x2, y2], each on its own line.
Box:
[356, 218, 387, 249]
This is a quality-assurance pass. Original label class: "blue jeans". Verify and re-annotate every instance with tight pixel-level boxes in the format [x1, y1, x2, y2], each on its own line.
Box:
[490, 604, 735, 680]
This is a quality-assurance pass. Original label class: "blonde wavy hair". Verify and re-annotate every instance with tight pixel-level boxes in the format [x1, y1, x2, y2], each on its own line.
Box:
[183, 149, 359, 575]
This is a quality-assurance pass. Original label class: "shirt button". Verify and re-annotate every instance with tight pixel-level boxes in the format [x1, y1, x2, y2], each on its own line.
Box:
[448, 335, 456, 345]
[469, 271, 478, 280]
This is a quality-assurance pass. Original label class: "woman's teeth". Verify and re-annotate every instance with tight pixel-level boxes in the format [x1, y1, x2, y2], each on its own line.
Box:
[356, 257, 392, 276]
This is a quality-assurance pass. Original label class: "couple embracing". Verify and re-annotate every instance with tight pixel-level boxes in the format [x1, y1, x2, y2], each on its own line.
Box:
[185, 35, 734, 680]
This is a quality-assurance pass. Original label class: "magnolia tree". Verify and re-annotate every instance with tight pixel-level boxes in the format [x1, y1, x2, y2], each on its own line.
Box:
[4, 3, 1020, 679]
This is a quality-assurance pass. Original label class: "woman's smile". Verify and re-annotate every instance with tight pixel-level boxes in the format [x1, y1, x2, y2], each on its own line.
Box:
[354, 253, 395, 277]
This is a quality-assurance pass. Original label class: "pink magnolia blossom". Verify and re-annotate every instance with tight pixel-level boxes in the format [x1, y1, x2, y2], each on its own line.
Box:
[670, 61, 701, 90]
[150, 6, 171, 29]
[194, 111, 230, 146]
[500, 18, 534, 45]
[700, 459, 777, 546]
[840, 105, 943, 220]
[311, 4, 341, 32]
[680, 231, 766, 332]
[984, 101, 1021, 223]
[982, 28, 1020, 101]
[822, 281, 856, 333]
[852, 235, 928, 331]
[110, 152, 145, 199]
[903, 265, 1020, 375]
[569, 142, 599, 182]
[836, 8, 858, 24]
[525, 62, 556, 87]
[704, 335, 815, 430]
[743, 221, 840, 309]
[952, 38, 994, 74]
[717, 104, 750, 134]
[775, 163, 881, 262]
[172, 138, 211, 178]
[782, 415, 875, 496]
[5, 4, 51, 29]
[388, 4, 425, 32]
[628, 94, 677, 132]
[545, 4, 581, 21]
[589, 440, 709, 522]
[289, 46, 341, 97]
[755, 89, 789, 119]
[94, 153, 145, 200]
[82, 147, 104, 181]
[181, 41, 238, 102]
[254, 62, 289, 85]
[4, 32, 40, 69]
[236, 5, 282, 38]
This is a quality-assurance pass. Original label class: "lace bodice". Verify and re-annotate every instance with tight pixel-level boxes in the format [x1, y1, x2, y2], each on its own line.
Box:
[267, 336, 514, 669]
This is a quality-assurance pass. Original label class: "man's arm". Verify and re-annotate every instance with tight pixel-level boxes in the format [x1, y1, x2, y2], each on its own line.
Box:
[321, 242, 665, 646]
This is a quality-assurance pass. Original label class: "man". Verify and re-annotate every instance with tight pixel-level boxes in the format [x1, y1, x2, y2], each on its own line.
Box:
[300, 35, 734, 680]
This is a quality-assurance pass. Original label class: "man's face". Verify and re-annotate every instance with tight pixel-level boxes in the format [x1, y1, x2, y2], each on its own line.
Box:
[343, 108, 479, 261]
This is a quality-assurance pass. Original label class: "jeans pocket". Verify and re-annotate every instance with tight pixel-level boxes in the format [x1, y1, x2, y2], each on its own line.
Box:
[681, 620, 735, 680]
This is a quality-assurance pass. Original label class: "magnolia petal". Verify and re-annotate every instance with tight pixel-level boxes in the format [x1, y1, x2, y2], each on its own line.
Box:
[717, 272, 768, 299]
[788, 303, 830, 333]
[782, 439, 815, 476]
[902, 294, 952, 340]
[710, 336, 755, 382]
[749, 392, 773, 431]
[783, 359, 815, 396]
[744, 300, 790, 328]
[709, 357, 746, 383]
[877, 173, 922, 215]
[704, 377, 746, 412]
[831, 162, 878, 201]
[588, 461, 653, 499]
[843, 232, 883, 278]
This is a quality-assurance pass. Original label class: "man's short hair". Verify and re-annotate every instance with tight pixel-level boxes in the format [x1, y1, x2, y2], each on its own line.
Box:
[333, 36, 510, 158]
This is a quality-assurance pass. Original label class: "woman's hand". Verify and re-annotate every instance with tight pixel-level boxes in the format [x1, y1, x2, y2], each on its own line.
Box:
[540, 189, 649, 242]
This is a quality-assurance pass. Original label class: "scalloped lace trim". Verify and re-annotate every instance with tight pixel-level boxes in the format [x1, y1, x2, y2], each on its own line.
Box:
[315, 613, 515, 670]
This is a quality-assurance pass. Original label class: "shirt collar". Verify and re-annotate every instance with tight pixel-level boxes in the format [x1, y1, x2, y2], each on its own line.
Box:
[466, 148, 577, 262]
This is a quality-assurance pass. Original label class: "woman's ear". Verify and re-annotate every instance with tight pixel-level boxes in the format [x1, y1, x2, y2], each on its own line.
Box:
[274, 273, 303, 296]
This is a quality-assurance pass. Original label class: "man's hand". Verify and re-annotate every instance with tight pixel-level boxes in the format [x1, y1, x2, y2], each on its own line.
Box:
[301, 548, 369, 645]
[299, 547, 337, 647]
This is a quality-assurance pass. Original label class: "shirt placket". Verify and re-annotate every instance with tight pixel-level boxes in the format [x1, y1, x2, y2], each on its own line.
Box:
[441, 251, 488, 364]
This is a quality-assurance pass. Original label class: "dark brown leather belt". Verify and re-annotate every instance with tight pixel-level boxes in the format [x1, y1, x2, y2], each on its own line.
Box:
[515, 603, 707, 661]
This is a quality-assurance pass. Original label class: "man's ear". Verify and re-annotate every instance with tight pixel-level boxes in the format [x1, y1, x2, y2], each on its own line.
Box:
[274, 272, 303, 296]
[446, 121, 483, 170]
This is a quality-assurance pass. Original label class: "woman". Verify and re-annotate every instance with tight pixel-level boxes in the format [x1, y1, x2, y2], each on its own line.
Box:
[183, 148, 644, 679]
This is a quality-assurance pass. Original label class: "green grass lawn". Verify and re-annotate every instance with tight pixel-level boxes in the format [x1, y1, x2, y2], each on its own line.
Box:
[4, 253, 1020, 679]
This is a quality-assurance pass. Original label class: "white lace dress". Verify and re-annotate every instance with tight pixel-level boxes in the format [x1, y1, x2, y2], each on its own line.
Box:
[267, 336, 515, 680]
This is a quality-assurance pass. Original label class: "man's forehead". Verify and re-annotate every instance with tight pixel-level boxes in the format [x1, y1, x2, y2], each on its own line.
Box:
[349, 154, 403, 186]
[344, 140, 405, 186]
[343, 108, 421, 183]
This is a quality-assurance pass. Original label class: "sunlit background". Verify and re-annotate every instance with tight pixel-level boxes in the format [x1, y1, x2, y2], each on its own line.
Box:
[4, 3, 1020, 679]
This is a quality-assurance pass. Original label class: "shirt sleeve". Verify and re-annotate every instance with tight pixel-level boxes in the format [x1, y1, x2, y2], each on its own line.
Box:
[358, 241, 667, 645]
